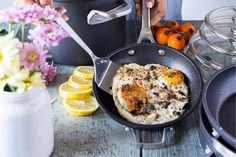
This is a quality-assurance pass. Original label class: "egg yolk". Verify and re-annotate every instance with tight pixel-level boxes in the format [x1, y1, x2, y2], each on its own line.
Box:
[163, 69, 184, 86]
[121, 84, 147, 112]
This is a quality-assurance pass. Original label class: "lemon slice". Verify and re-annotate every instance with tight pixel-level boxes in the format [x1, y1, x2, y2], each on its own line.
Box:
[73, 66, 94, 80]
[59, 82, 92, 99]
[69, 75, 92, 89]
[64, 97, 99, 116]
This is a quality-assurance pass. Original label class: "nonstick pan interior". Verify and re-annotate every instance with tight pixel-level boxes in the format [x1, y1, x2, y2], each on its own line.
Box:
[93, 44, 203, 130]
[203, 64, 236, 147]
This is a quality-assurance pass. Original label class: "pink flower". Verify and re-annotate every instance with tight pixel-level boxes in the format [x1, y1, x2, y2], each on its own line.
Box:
[42, 6, 60, 22]
[20, 43, 50, 70]
[0, 4, 44, 24]
[0, 7, 20, 23]
[41, 63, 57, 85]
[28, 22, 68, 47]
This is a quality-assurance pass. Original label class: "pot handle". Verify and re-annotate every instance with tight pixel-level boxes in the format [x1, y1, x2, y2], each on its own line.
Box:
[132, 128, 167, 149]
[137, 0, 157, 44]
[87, 0, 132, 25]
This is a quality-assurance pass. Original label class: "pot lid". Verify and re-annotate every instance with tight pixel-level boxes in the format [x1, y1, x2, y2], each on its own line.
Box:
[187, 29, 236, 71]
[205, 6, 236, 42]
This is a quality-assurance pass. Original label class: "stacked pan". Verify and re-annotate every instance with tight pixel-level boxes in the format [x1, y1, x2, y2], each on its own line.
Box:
[200, 64, 236, 157]
[185, 6, 236, 156]
[187, 6, 236, 71]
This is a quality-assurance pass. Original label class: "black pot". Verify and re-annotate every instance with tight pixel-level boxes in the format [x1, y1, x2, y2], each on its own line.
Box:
[51, 0, 131, 65]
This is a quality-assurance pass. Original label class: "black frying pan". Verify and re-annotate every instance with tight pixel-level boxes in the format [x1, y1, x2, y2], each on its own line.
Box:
[202, 64, 236, 148]
[93, 43, 203, 130]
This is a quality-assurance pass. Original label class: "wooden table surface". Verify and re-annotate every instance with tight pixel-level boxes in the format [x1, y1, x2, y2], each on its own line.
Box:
[47, 21, 219, 157]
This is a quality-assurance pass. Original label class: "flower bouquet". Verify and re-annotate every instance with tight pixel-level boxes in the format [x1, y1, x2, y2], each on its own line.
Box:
[0, 4, 68, 93]
[0, 4, 68, 157]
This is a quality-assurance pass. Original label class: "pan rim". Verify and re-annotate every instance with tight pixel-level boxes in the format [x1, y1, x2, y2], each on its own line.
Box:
[93, 43, 203, 130]
[202, 64, 236, 146]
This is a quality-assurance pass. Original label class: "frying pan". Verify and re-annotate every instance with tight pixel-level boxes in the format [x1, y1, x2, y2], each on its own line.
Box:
[202, 64, 236, 148]
[57, 0, 203, 147]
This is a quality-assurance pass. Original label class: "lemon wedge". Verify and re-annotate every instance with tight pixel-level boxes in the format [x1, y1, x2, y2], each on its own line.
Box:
[73, 66, 94, 80]
[69, 75, 92, 90]
[59, 82, 92, 99]
[64, 97, 99, 116]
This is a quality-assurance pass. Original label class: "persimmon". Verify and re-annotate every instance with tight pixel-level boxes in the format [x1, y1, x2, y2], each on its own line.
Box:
[155, 27, 173, 45]
[165, 20, 180, 30]
[179, 23, 196, 40]
[151, 22, 162, 35]
[167, 33, 186, 51]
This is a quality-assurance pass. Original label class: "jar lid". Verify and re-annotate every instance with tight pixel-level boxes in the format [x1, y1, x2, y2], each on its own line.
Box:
[199, 22, 236, 56]
[205, 6, 236, 42]
[188, 31, 236, 71]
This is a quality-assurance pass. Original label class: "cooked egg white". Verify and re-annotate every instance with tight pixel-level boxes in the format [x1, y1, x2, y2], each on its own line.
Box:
[112, 63, 189, 125]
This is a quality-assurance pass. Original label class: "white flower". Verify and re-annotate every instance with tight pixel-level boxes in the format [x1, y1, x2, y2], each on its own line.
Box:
[0, 35, 20, 78]
[8, 71, 44, 93]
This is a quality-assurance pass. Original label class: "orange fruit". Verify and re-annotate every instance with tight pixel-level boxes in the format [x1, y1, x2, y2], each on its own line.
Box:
[167, 33, 186, 51]
[165, 20, 180, 30]
[179, 23, 196, 41]
[155, 27, 173, 45]
[151, 22, 162, 35]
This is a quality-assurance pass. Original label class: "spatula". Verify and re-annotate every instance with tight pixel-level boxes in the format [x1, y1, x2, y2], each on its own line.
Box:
[56, 17, 121, 94]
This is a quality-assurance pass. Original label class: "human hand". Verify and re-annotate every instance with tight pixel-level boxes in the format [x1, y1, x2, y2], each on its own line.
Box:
[135, 0, 166, 26]
[15, 0, 69, 20]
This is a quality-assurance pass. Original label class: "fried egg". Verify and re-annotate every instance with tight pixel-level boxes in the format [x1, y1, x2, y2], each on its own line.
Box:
[112, 63, 189, 125]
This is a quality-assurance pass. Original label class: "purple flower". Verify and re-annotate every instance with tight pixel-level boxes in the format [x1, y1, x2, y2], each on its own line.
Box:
[41, 63, 57, 85]
[28, 22, 68, 47]
[0, 4, 44, 24]
[20, 43, 50, 70]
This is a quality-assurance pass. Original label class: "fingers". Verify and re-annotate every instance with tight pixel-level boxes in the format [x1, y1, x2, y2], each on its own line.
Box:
[156, 0, 166, 18]
[150, 0, 166, 25]
[39, 0, 52, 7]
[146, 0, 154, 8]
[14, 0, 34, 5]
[56, 7, 69, 21]
[135, 0, 141, 16]
[56, 6, 66, 14]
[136, 3, 141, 16]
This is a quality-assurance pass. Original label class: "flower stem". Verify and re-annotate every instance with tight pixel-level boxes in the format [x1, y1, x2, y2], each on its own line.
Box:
[21, 21, 25, 48]
[8, 23, 12, 33]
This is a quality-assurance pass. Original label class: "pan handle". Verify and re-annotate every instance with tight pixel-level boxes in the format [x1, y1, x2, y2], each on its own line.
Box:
[55, 17, 99, 62]
[132, 128, 167, 149]
[137, 0, 157, 44]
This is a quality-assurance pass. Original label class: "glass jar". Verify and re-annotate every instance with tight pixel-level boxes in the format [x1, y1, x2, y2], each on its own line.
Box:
[0, 87, 54, 157]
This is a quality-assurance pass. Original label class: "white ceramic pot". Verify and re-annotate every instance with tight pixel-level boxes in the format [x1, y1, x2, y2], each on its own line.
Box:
[0, 87, 54, 157]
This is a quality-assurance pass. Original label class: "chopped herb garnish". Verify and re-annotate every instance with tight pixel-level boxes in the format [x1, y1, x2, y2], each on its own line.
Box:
[153, 92, 159, 96]
[130, 110, 138, 115]
[127, 68, 133, 73]
[136, 101, 143, 107]
[124, 84, 131, 91]
[150, 65, 156, 71]
[178, 90, 185, 96]
[137, 91, 143, 97]
[150, 83, 154, 89]
[168, 72, 173, 78]
[149, 104, 155, 110]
